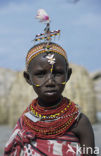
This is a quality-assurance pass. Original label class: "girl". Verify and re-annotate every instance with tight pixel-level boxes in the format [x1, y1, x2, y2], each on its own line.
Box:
[4, 9, 95, 156]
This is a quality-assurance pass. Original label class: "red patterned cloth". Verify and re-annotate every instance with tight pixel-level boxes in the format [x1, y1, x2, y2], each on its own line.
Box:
[4, 98, 82, 156]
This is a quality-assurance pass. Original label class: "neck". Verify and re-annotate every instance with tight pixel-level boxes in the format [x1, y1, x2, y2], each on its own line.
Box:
[38, 96, 63, 108]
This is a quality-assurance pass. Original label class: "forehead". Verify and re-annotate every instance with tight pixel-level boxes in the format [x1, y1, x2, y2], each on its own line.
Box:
[28, 52, 67, 71]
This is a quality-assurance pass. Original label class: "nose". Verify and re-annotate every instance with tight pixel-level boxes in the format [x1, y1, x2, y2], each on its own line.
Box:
[45, 74, 56, 87]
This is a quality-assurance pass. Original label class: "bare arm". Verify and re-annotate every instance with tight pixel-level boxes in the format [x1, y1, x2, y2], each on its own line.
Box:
[72, 113, 96, 156]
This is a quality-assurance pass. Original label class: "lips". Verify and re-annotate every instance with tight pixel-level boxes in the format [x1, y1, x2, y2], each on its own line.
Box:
[44, 90, 57, 95]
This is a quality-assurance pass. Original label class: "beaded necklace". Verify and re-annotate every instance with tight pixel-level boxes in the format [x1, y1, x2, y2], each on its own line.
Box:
[23, 97, 80, 139]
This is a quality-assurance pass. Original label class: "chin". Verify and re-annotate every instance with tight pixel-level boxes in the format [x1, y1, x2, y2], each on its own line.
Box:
[43, 93, 60, 102]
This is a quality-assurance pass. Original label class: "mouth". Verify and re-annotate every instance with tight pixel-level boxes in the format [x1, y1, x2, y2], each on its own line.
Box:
[44, 90, 57, 95]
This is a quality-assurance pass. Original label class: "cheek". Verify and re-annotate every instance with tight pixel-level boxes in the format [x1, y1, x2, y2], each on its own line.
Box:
[55, 75, 66, 83]
[31, 75, 47, 86]
[59, 85, 65, 94]
[33, 85, 41, 95]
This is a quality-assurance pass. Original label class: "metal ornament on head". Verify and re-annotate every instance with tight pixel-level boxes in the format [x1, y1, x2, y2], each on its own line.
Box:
[35, 9, 60, 72]
[35, 9, 60, 44]
[26, 9, 67, 69]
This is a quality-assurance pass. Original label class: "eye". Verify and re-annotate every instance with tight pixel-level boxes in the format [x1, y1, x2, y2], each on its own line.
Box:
[53, 70, 64, 77]
[34, 71, 46, 78]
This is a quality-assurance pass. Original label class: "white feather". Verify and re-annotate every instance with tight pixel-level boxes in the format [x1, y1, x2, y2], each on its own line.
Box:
[36, 9, 50, 23]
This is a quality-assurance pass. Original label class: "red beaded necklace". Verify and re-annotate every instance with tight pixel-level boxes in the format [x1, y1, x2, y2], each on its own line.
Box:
[23, 97, 79, 139]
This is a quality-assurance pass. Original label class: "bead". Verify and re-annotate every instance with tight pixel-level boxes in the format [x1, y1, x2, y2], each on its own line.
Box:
[35, 112, 38, 116]
[38, 114, 42, 118]
[50, 67, 53, 72]
[61, 81, 66, 85]
[23, 98, 79, 138]
[36, 84, 40, 87]
[43, 116, 46, 119]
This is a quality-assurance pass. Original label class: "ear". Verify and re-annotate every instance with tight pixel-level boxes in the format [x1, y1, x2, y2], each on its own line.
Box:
[66, 68, 72, 81]
[23, 71, 32, 85]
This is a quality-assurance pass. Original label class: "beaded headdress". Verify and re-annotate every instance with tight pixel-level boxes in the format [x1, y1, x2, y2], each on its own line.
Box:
[26, 9, 68, 69]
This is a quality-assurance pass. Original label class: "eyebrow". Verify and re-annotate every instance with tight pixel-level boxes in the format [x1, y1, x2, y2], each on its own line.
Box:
[54, 65, 66, 71]
[32, 68, 46, 74]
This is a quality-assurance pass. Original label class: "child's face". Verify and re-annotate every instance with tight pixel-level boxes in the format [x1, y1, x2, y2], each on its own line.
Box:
[24, 53, 71, 103]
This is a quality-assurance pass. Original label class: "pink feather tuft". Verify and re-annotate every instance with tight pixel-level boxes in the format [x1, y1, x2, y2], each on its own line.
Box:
[36, 9, 50, 23]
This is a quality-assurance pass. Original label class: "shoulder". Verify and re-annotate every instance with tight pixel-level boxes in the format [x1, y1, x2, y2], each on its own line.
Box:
[72, 113, 94, 137]
[78, 113, 92, 128]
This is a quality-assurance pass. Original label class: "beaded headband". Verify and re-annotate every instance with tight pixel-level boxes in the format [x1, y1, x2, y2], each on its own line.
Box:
[26, 42, 67, 68]
[26, 9, 68, 69]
